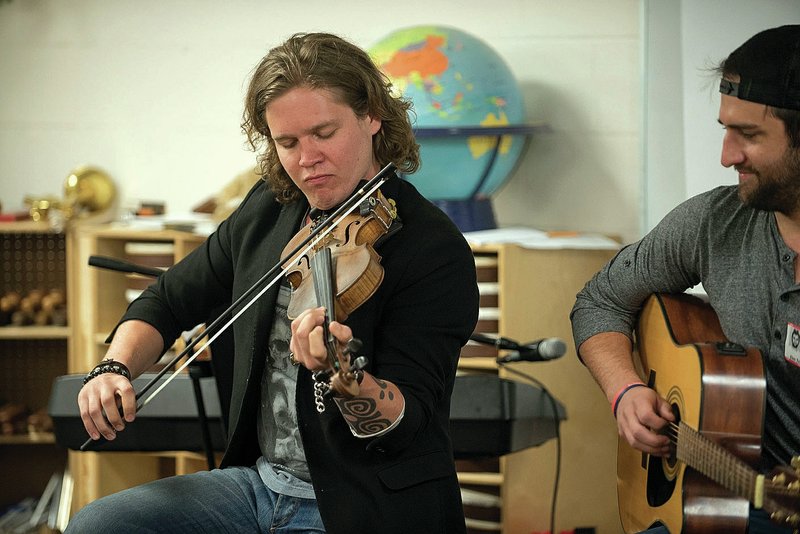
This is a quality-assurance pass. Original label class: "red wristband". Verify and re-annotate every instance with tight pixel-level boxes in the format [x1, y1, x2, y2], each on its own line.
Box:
[611, 382, 647, 418]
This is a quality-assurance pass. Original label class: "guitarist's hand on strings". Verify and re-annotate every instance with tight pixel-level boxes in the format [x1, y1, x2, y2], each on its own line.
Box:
[578, 331, 674, 457]
[615, 385, 675, 457]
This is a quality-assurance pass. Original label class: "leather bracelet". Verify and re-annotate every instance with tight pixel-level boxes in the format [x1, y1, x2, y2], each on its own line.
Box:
[611, 382, 647, 418]
[83, 358, 132, 385]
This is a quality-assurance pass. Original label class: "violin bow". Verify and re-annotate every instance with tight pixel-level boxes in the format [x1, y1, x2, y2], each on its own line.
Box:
[80, 162, 397, 451]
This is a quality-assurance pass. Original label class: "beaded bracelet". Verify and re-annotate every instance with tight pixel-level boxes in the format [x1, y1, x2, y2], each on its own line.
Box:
[83, 358, 132, 385]
[611, 382, 647, 418]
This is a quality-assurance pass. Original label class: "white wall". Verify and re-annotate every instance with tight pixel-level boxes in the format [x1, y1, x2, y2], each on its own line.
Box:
[643, 0, 800, 232]
[0, 0, 643, 242]
[4, 1, 797, 246]
[680, 0, 799, 199]
[642, 0, 685, 232]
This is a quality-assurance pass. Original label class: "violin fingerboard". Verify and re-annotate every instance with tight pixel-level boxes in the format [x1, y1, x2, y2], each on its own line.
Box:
[311, 247, 336, 313]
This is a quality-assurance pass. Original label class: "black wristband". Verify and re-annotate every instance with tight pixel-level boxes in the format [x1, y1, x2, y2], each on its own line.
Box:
[83, 358, 132, 385]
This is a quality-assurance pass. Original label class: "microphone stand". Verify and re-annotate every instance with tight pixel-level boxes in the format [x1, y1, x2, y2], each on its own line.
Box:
[468, 332, 563, 534]
[80, 162, 397, 452]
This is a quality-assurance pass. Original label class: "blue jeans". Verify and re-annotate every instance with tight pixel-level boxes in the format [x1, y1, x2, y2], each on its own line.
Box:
[64, 466, 325, 533]
[640, 507, 793, 534]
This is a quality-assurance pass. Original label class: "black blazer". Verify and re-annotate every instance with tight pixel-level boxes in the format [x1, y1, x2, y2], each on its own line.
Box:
[123, 176, 479, 533]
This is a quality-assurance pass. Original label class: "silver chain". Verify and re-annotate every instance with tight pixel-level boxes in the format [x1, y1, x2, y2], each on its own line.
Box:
[313, 375, 329, 413]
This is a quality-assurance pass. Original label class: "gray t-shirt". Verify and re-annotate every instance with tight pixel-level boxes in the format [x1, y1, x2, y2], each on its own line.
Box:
[256, 282, 315, 499]
[571, 185, 800, 467]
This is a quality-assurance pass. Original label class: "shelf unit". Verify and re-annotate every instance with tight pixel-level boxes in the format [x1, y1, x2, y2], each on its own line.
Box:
[67, 225, 208, 513]
[458, 243, 621, 534]
[0, 221, 69, 512]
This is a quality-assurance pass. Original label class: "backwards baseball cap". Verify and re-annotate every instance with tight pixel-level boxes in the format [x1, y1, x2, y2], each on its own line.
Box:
[719, 24, 800, 111]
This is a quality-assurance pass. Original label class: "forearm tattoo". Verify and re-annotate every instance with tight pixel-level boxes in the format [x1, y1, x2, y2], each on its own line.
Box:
[336, 376, 396, 436]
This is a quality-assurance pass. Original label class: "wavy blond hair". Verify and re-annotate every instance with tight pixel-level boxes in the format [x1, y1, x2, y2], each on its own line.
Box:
[241, 32, 420, 203]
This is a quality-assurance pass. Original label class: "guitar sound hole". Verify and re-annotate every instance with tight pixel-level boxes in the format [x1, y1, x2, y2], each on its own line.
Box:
[666, 403, 680, 469]
[645, 404, 680, 507]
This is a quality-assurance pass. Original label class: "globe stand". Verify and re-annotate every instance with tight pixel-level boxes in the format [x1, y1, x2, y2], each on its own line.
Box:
[433, 198, 496, 232]
[410, 124, 547, 233]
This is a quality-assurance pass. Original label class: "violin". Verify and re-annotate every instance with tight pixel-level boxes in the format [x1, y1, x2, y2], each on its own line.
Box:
[281, 188, 398, 406]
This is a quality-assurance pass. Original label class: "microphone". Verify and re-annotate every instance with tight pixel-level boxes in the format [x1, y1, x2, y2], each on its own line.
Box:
[496, 338, 567, 363]
[470, 333, 566, 363]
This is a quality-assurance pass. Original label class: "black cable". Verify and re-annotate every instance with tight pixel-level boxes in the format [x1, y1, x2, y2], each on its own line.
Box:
[498, 363, 562, 534]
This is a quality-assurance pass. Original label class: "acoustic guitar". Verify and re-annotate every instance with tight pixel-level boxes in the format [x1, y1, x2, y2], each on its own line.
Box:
[617, 293, 800, 533]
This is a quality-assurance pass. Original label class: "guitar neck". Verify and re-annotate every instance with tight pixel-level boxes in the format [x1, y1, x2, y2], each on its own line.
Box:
[676, 421, 759, 503]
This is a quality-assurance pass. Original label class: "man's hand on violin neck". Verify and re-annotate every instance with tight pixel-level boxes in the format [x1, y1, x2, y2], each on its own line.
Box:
[289, 306, 353, 371]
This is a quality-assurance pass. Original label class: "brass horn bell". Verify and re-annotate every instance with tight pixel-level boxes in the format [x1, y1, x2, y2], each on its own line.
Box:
[63, 166, 117, 219]
[25, 166, 117, 227]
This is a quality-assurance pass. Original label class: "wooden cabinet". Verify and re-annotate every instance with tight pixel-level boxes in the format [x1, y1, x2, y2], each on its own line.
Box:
[67, 226, 209, 513]
[0, 222, 69, 512]
[458, 243, 621, 534]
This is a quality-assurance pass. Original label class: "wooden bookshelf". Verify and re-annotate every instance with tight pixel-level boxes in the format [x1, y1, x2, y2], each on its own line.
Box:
[0, 223, 69, 511]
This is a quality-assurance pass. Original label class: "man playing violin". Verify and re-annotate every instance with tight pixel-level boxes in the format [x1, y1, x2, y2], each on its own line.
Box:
[571, 25, 800, 533]
[67, 32, 479, 534]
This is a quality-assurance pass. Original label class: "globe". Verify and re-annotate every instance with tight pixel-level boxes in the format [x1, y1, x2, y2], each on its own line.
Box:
[370, 25, 529, 231]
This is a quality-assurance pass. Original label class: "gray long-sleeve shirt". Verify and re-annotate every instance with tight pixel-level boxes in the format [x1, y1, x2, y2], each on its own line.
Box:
[571, 185, 800, 468]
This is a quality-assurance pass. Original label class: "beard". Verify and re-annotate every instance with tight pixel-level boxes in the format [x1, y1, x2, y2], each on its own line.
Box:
[738, 146, 800, 216]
